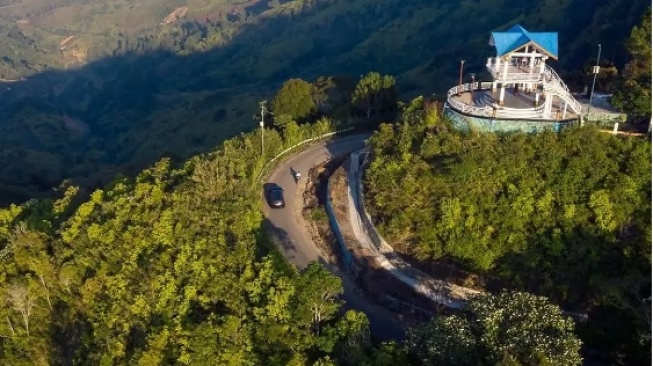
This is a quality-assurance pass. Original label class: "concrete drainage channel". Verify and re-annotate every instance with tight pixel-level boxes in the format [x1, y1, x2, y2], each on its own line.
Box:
[304, 153, 452, 321]
[324, 149, 589, 323]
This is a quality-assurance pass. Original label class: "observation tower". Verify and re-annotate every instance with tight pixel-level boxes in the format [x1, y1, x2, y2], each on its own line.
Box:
[444, 24, 582, 133]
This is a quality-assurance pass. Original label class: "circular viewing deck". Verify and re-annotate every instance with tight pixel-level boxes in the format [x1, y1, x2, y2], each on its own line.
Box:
[446, 82, 579, 121]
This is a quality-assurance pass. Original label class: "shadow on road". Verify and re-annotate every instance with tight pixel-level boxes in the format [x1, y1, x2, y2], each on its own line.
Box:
[261, 216, 297, 261]
[261, 216, 406, 343]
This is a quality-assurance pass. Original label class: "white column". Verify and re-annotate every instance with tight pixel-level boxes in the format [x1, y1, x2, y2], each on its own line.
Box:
[492, 81, 497, 92]
[502, 58, 509, 79]
[612, 123, 619, 134]
[562, 100, 568, 119]
[535, 92, 540, 106]
[545, 96, 554, 118]
[499, 85, 506, 105]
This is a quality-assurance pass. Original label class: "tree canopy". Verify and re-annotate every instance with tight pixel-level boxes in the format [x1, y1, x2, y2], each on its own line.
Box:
[408, 292, 582, 366]
[272, 78, 318, 123]
[0, 115, 374, 365]
[611, 7, 652, 118]
[365, 97, 651, 364]
[351, 72, 399, 121]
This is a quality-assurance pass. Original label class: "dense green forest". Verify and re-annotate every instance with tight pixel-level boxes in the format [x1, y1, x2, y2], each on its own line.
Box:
[612, 8, 652, 119]
[0, 2, 649, 364]
[0, 107, 584, 365]
[364, 98, 651, 364]
[0, 0, 648, 204]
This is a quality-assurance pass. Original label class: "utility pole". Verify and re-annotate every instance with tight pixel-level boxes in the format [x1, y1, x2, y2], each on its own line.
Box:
[469, 73, 476, 108]
[458, 60, 465, 96]
[587, 44, 602, 119]
[258, 100, 268, 156]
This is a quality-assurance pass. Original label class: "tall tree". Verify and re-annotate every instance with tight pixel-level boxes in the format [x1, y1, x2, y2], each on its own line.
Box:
[271, 78, 317, 123]
[611, 7, 652, 119]
[407, 292, 583, 366]
[351, 72, 398, 120]
[294, 262, 343, 335]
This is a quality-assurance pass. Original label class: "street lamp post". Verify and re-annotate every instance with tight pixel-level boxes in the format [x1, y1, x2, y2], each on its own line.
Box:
[258, 100, 268, 156]
[469, 73, 476, 108]
[458, 60, 465, 96]
[587, 44, 602, 118]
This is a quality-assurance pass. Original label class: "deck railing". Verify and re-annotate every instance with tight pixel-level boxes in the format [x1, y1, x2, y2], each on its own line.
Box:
[486, 58, 544, 82]
[446, 84, 547, 119]
[542, 65, 582, 114]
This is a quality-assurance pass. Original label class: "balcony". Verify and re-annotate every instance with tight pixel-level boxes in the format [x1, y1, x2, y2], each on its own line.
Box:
[486, 58, 544, 82]
[446, 82, 579, 120]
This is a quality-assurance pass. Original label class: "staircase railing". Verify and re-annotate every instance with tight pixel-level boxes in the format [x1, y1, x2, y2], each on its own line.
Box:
[543, 65, 582, 114]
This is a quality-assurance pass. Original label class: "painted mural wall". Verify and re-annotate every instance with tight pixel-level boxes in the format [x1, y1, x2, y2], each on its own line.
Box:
[444, 105, 578, 133]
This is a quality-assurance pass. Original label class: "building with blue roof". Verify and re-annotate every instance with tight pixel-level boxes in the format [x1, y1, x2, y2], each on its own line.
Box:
[443, 24, 583, 133]
[490, 24, 559, 59]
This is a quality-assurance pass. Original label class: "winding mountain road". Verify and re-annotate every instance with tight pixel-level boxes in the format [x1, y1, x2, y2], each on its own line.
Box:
[262, 132, 406, 341]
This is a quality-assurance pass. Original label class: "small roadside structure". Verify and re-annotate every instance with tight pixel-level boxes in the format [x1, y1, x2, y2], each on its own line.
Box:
[445, 24, 582, 133]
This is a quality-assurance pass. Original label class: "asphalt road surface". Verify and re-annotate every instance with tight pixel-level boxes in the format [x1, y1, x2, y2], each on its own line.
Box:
[262, 132, 406, 341]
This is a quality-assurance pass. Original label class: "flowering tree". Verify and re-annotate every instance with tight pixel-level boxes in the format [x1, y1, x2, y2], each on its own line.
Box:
[408, 292, 582, 366]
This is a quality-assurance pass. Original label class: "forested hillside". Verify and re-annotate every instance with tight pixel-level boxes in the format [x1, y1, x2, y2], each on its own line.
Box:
[0, 110, 585, 365]
[364, 98, 652, 364]
[0, 0, 648, 204]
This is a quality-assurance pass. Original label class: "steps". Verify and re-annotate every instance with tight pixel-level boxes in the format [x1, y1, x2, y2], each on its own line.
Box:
[543, 65, 582, 116]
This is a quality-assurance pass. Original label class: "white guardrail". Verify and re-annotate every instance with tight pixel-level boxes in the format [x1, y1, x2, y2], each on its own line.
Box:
[350, 151, 481, 309]
[351, 151, 589, 321]
[255, 127, 354, 183]
[446, 83, 546, 119]
[543, 65, 582, 114]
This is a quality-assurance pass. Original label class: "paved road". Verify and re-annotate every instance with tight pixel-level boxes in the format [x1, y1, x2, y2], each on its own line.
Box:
[262, 132, 406, 341]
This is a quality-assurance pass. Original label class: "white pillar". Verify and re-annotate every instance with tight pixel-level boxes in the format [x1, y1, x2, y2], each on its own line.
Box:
[562, 100, 568, 119]
[502, 58, 509, 79]
[545, 96, 554, 118]
[492, 81, 497, 92]
[499, 85, 506, 105]
[535, 92, 540, 106]
[613, 122, 619, 134]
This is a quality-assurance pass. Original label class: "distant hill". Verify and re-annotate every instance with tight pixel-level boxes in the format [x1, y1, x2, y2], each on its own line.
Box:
[0, 0, 648, 204]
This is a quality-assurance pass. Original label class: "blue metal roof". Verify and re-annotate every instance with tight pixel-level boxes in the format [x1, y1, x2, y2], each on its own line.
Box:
[490, 24, 558, 59]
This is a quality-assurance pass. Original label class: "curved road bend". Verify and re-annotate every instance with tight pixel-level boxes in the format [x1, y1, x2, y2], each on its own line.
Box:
[262, 133, 406, 341]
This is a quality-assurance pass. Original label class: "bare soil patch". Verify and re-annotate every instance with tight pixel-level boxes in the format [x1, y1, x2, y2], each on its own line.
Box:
[300, 156, 348, 265]
[302, 156, 470, 324]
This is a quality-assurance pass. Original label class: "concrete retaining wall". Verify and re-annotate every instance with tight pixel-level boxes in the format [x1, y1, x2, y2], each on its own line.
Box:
[325, 171, 354, 270]
[444, 104, 578, 133]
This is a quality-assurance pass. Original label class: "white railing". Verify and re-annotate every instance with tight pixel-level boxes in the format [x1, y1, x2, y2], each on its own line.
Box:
[542, 65, 582, 114]
[486, 68, 542, 82]
[255, 128, 354, 183]
[350, 151, 481, 308]
[486, 59, 543, 82]
[446, 85, 495, 117]
[446, 84, 547, 119]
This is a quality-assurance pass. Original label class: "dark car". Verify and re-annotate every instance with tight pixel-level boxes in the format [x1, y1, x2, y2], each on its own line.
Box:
[266, 187, 285, 208]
